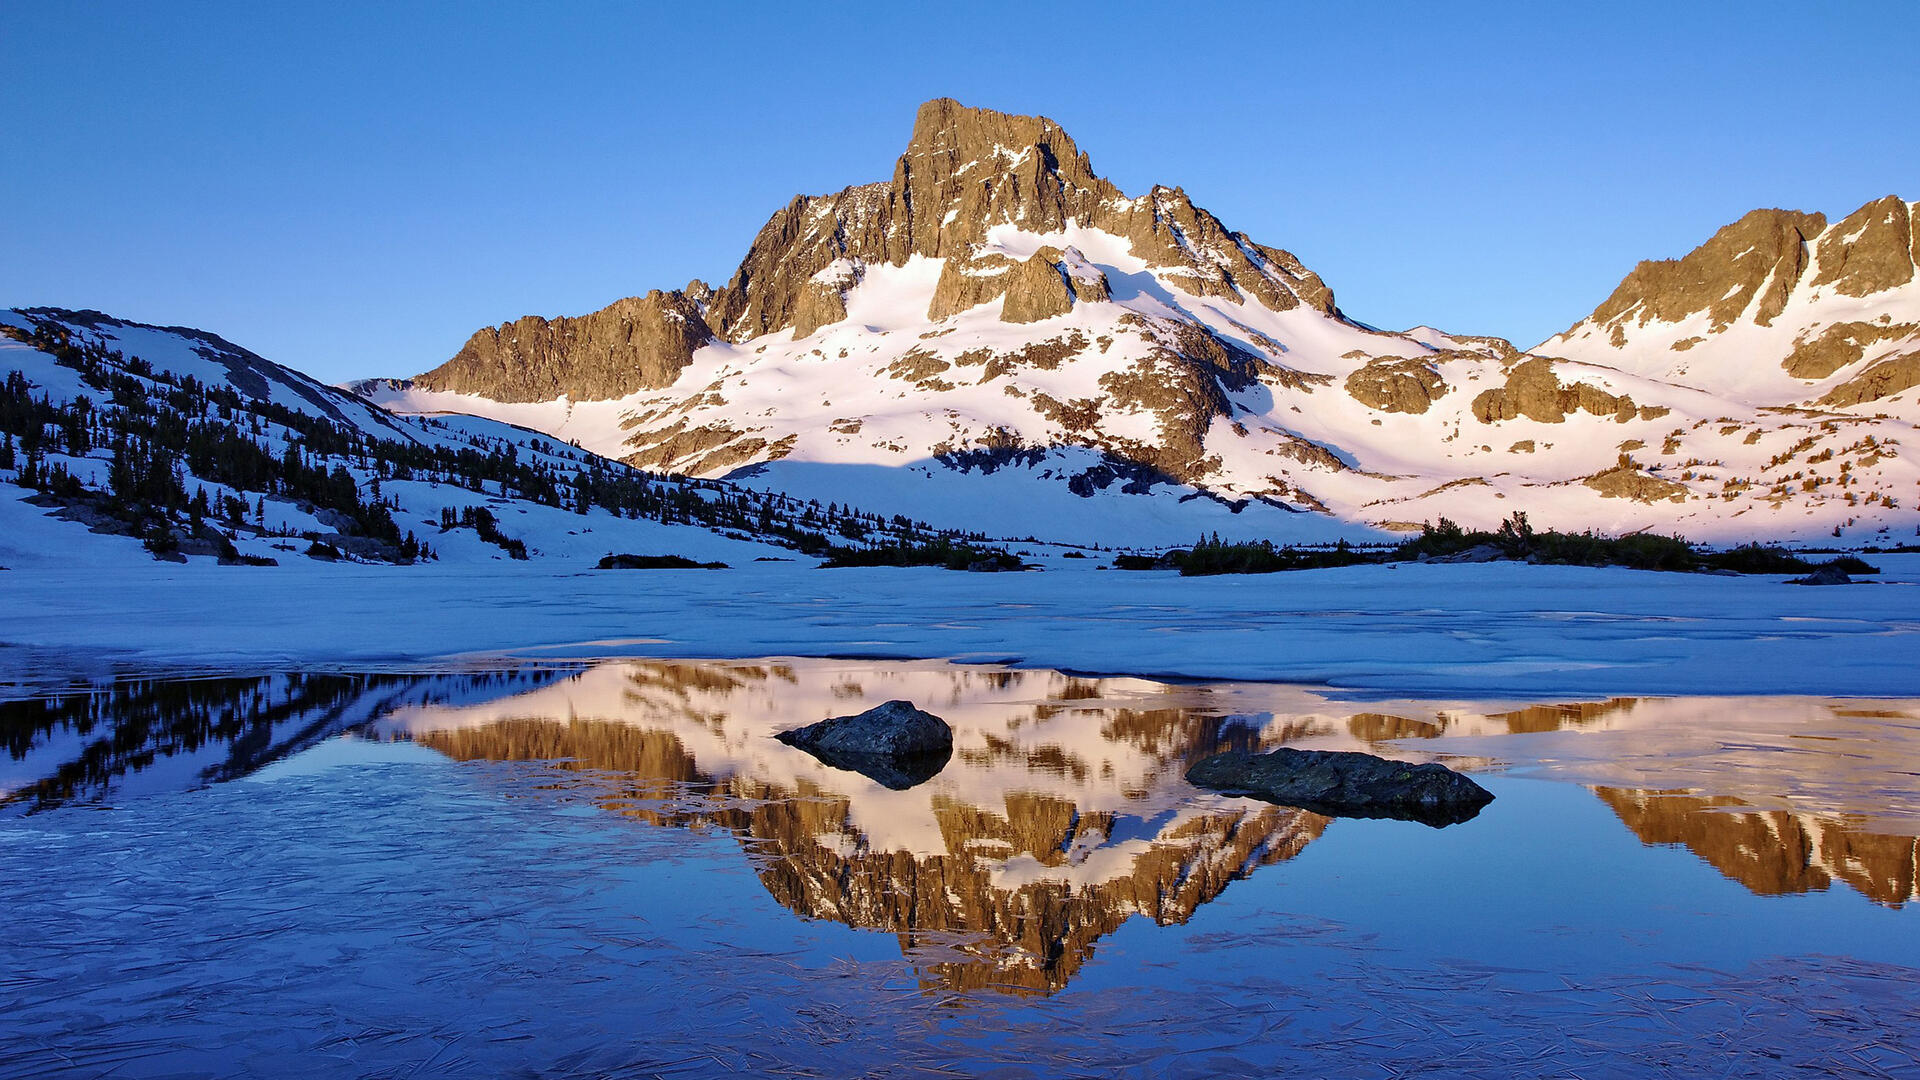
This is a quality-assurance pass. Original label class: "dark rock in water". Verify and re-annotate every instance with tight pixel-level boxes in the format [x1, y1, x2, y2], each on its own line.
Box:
[1185, 747, 1494, 827]
[776, 700, 954, 790]
[1789, 565, 1852, 586]
[596, 553, 728, 570]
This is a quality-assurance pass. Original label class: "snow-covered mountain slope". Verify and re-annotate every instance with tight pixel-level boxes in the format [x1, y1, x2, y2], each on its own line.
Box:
[0, 308, 983, 568]
[366, 100, 1920, 545]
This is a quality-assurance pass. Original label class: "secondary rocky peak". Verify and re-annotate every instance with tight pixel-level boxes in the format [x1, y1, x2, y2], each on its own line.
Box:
[1580, 207, 1827, 338]
[1812, 194, 1916, 298]
[415, 289, 712, 403]
[1551, 195, 1920, 355]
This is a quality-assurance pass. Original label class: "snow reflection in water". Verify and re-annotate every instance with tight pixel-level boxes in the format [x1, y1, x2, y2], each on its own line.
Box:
[2, 658, 1918, 1076]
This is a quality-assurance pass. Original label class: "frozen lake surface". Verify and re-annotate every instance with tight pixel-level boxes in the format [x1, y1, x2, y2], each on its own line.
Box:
[3, 554, 1920, 698]
[3, 658, 1917, 1077]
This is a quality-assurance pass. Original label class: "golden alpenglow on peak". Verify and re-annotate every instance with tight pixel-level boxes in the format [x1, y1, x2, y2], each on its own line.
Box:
[361, 101, 1920, 549]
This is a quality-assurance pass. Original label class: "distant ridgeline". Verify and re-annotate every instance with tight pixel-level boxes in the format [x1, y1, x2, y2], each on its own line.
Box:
[0, 310, 984, 564]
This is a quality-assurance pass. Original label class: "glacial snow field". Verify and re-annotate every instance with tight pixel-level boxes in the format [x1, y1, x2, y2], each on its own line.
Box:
[4, 555, 1918, 699]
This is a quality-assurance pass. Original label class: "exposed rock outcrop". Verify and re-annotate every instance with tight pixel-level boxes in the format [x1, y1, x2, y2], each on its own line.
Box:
[1572, 208, 1827, 337]
[1345, 357, 1448, 414]
[1472, 358, 1638, 423]
[1819, 350, 1920, 406]
[416, 290, 712, 403]
[790, 259, 863, 339]
[1783, 321, 1919, 380]
[1000, 246, 1111, 324]
[1811, 195, 1916, 298]
[1581, 455, 1689, 503]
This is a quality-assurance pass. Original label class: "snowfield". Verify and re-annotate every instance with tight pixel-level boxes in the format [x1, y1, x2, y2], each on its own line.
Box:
[3, 555, 1917, 698]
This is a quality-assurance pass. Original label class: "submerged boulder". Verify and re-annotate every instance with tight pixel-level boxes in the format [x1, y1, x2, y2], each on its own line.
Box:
[1185, 747, 1494, 827]
[775, 700, 954, 790]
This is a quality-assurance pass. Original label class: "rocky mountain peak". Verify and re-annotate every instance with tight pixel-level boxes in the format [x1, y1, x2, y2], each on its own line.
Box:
[1811, 194, 1917, 298]
[890, 98, 1119, 257]
[693, 99, 1339, 344]
[1550, 195, 1920, 351]
[1577, 207, 1829, 338]
[414, 289, 712, 403]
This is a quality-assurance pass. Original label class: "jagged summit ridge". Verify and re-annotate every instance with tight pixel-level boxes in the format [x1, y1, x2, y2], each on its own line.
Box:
[413, 98, 1341, 396]
[699, 97, 1338, 344]
[370, 103, 1920, 546]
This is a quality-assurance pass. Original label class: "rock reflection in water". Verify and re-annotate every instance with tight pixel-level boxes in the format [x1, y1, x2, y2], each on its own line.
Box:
[382, 659, 1328, 994]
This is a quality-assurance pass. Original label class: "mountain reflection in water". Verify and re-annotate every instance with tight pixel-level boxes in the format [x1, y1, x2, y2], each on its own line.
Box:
[0, 669, 571, 815]
[367, 660, 1920, 989]
[380, 660, 1323, 994]
[5, 657, 1917, 996]
[1332, 695, 1920, 908]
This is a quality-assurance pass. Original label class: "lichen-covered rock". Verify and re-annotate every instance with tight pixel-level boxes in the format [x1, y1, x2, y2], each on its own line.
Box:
[776, 700, 954, 790]
[1185, 747, 1494, 827]
[416, 290, 713, 403]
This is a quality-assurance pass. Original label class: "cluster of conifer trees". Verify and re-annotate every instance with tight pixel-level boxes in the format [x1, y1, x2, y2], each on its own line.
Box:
[1, 320, 984, 563]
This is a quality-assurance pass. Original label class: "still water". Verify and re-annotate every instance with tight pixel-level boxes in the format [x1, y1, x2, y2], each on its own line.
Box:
[2, 659, 1917, 1077]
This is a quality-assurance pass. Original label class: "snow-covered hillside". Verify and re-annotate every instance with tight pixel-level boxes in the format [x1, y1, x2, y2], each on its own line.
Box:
[0, 309, 985, 568]
[367, 100, 1920, 546]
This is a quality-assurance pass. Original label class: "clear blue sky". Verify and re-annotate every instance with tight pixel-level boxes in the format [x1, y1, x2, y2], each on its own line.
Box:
[4, 1, 1914, 383]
